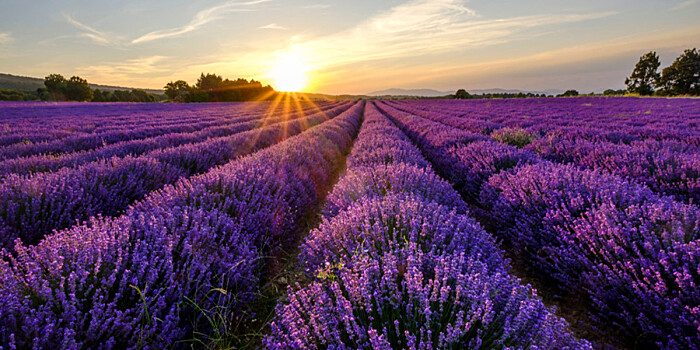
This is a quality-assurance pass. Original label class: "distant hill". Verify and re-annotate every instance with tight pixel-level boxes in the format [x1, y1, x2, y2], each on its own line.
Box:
[367, 87, 563, 97]
[0, 73, 164, 95]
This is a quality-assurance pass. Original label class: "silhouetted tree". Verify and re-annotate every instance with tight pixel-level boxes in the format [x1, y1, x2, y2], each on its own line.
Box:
[197, 73, 223, 89]
[165, 73, 276, 102]
[36, 88, 49, 101]
[559, 90, 579, 97]
[92, 88, 105, 102]
[0, 89, 37, 101]
[110, 90, 134, 102]
[657, 48, 700, 96]
[101, 90, 114, 101]
[44, 74, 67, 101]
[131, 89, 155, 102]
[65, 76, 93, 101]
[455, 89, 471, 99]
[625, 52, 660, 95]
[164, 80, 191, 102]
[185, 89, 210, 103]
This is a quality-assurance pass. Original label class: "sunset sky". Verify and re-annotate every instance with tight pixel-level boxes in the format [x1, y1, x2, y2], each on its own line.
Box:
[1, 0, 699, 94]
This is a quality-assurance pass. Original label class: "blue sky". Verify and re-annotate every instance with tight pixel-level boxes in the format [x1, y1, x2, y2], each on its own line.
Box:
[0, 0, 698, 94]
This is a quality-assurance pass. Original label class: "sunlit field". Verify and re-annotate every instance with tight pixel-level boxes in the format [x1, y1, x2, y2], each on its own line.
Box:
[0, 97, 698, 349]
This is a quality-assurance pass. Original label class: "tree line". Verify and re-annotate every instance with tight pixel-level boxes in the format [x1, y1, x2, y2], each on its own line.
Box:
[2, 72, 275, 102]
[0, 89, 37, 101]
[454, 90, 553, 99]
[164, 73, 276, 102]
[626, 48, 700, 96]
[39, 74, 165, 102]
[453, 89, 610, 99]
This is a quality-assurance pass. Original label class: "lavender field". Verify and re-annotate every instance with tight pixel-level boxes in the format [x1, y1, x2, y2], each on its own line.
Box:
[0, 97, 699, 349]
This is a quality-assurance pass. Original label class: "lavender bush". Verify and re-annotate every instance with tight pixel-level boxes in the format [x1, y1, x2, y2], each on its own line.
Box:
[0, 205, 259, 349]
[480, 163, 700, 348]
[266, 102, 590, 349]
[0, 101, 362, 348]
[489, 127, 538, 148]
[380, 100, 700, 348]
[268, 243, 589, 350]
[0, 102, 354, 248]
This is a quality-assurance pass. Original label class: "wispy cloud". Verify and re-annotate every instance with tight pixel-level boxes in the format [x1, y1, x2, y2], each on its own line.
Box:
[132, 0, 270, 44]
[0, 32, 12, 44]
[79, 55, 171, 87]
[46, 0, 621, 93]
[286, 0, 614, 69]
[183, 0, 616, 93]
[258, 23, 288, 30]
[303, 4, 331, 9]
[670, 0, 699, 10]
[397, 27, 700, 92]
[63, 13, 113, 44]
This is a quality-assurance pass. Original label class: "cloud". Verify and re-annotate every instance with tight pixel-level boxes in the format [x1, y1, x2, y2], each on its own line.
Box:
[63, 13, 113, 44]
[286, 0, 614, 70]
[320, 26, 700, 94]
[671, 0, 699, 10]
[0, 32, 12, 44]
[78, 55, 171, 87]
[178, 0, 617, 92]
[258, 23, 288, 30]
[132, 0, 271, 44]
[303, 4, 331, 9]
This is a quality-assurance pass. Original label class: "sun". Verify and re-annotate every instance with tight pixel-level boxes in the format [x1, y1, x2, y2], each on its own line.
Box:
[269, 53, 308, 92]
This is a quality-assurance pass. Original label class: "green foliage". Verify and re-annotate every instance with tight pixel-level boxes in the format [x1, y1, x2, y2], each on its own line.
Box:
[164, 80, 192, 102]
[490, 127, 539, 148]
[185, 89, 210, 103]
[65, 76, 93, 102]
[603, 89, 626, 96]
[44, 74, 68, 101]
[558, 89, 579, 97]
[0, 89, 38, 101]
[625, 51, 660, 96]
[455, 89, 471, 99]
[657, 48, 700, 96]
[40, 73, 163, 102]
[36, 87, 49, 101]
[165, 73, 276, 103]
[101, 89, 159, 102]
[130, 89, 156, 102]
[196, 73, 224, 92]
[113, 90, 133, 102]
[91, 88, 106, 102]
[450, 90, 548, 99]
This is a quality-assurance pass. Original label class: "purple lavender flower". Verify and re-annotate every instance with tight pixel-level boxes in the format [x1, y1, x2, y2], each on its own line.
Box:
[268, 243, 590, 349]
[303, 194, 503, 275]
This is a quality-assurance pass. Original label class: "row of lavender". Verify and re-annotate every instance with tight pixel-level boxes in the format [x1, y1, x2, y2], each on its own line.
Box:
[0, 102, 364, 348]
[389, 98, 700, 144]
[0, 102, 291, 140]
[0, 102, 348, 177]
[0, 102, 353, 248]
[386, 98, 700, 204]
[377, 101, 699, 349]
[0, 101, 335, 160]
[264, 102, 591, 348]
[0, 104, 260, 155]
